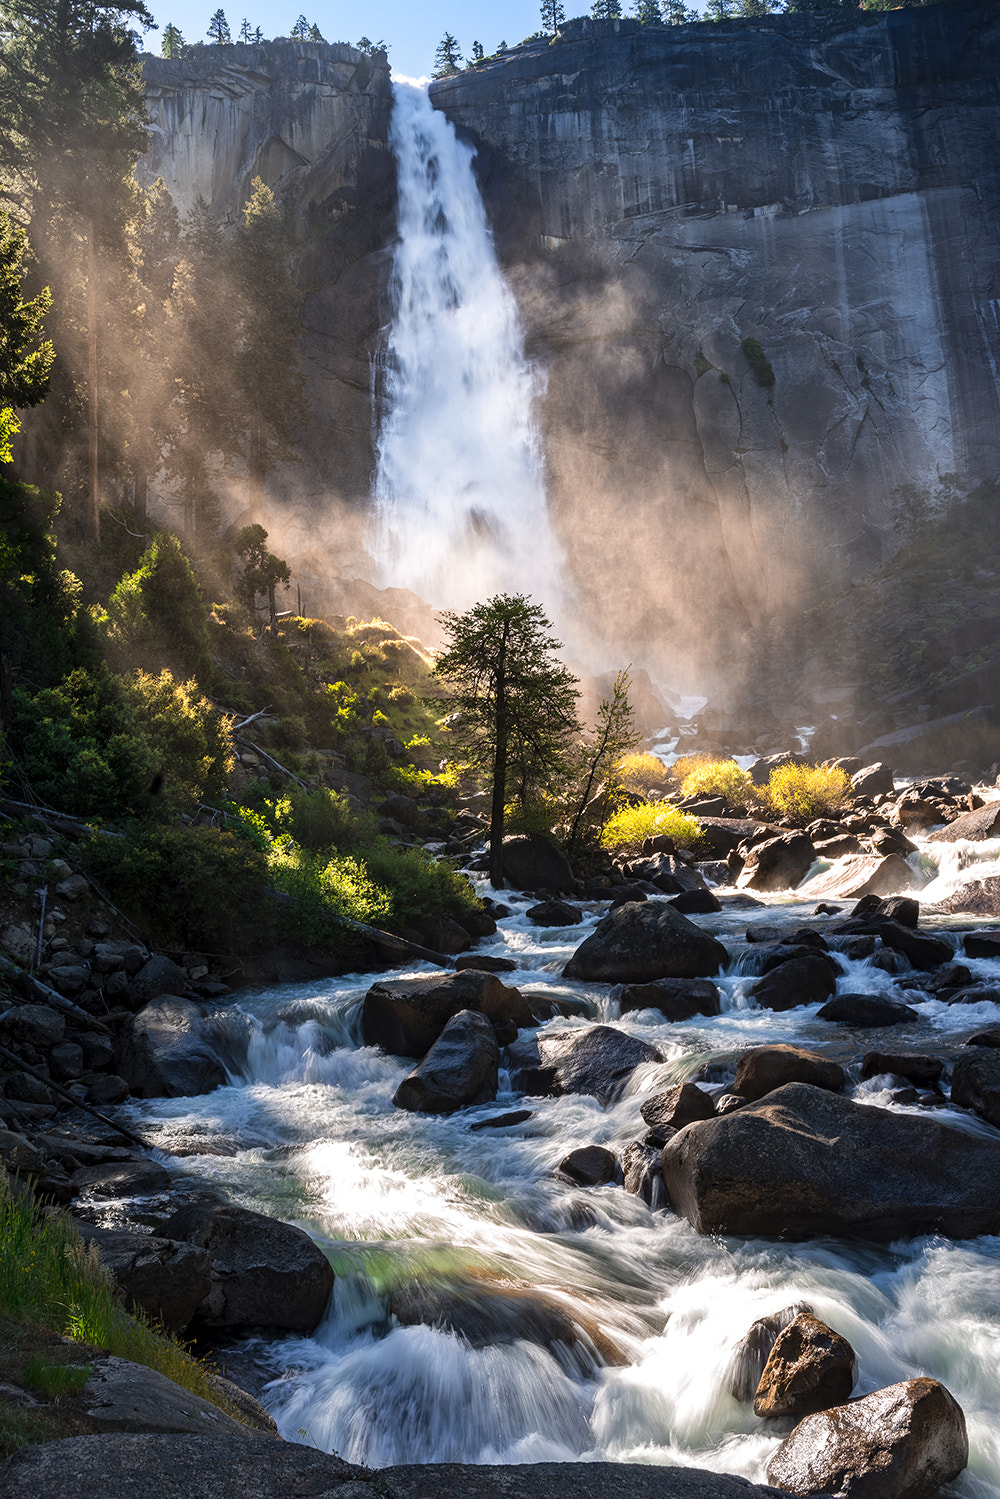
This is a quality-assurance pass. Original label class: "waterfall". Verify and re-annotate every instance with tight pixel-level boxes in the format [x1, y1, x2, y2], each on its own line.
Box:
[369, 82, 562, 611]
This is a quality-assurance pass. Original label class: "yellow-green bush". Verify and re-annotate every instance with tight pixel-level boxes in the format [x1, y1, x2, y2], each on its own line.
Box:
[600, 803, 704, 854]
[761, 762, 851, 822]
[678, 756, 754, 805]
[615, 752, 670, 795]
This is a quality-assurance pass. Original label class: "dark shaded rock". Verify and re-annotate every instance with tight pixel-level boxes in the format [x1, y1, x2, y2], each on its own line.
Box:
[876, 920, 953, 970]
[618, 977, 720, 1022]
[621, 1141, 664, 1207]
[362, 970, 531, 1057]
[660, 1082, 1000, 1239]
[393, 1010, 499, 1114]
[758, 943, 838, 976]
[80, 1356, 244, 1436]
[926, 799, 1000, 842]
[943, 984, 1000, 1005]
[640, 1082, 715, 1142]
[733, 1045, 845, 1102]
[513, 1024, 661, 1106]
[695, 817, 779, 858]
[0, 1004, 65, 1048]
[817, 994, 918, 1026]
[753, 1311, 857, 1419]
[861, 1052, 943, 1086]
[868, 827, 917, 858]
[114, 995, 226, 1099]
[752, 956, 837, 1012]
[727, 1304, 813, 1403]
[766, 1377, 968, 1499]
[501, 835, 574, 894]
[813, 834, 861, 859]
[416, 916, 472, 955]
[457, 909, 498, 939]
[525, 899, 583, 927]
[559, 1144, 617, 1186]
[454, 954, 518, 973]
[563, 901, 728, 983]
[965, 1027, 1000, 1048]
[74, 1222, 212, 1333]
[86, 1074, 131, 1106]
[468, 1109, 534, 1130]
[160, 1198, 333, 1331]
[851, 762, 895, 798]
[962, 929, 1000, 959]
[73, 1159, 172, 1198]
[735, 832, 815, 892]
[203, 1373, 278, 1436]
[668, 889, 722, 915]
[49, 1041, 84, 1080]
[950, 1049, 1000, 1127]
[129, 956, 188, 1005]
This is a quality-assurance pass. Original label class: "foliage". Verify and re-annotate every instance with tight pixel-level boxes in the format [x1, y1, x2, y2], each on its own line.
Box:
[161, 21, 184, 55]
[742, 336, 775, 388]
[356, 36, 387, 54]
[566, 667, 640, 850]
[539, 0, 565, 30]
[0, 208, 54, 461]
[234, 523, 291, 623]
[433, 593, 580, 885]
[433, 31, 463, 74]
[600, 802, 704, 854]
[591, 0, 622, 15]
[13, 666, 232, 817]
[0, 477, 82, 683]
[207, 7, 230, 42]
[760, 762, 851, 822]
[617, 751, 670, 795]
[21, 1354, 91, 1400]
[0, 1177, 233, 1413]
[678, 755, 754, 804]
[104, 532, 211, 680]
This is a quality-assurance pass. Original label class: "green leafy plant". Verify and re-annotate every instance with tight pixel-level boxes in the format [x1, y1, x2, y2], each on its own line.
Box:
[600, 803, 704, 853]
[741, 335, 775, 389]
[616, 751, 670, 796]
[677, 755, 754, 805]
[760, 762, 851, 822]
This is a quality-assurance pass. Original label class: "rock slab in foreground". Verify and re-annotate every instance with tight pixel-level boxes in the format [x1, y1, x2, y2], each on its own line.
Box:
[661, 1082, 1000, 1239]
[81, 1356, 245, 1436]
[0, 1441, 791, 1499]
[563, 901, 729, 983]
[766, 1377, 968, 1499]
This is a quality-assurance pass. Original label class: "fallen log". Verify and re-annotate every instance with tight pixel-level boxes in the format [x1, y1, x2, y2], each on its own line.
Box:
[0, 954, 111, 1035]
[0, 1041, 149, 1149]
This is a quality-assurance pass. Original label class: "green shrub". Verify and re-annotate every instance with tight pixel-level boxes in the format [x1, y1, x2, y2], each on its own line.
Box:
[616, 752, 670, 795]
[761, 762, 851, 822]
[105, 532, 211, 682]
[742, 336, 775, 389]
[0, 477, 83, 684]
[678, 756, 754, 805]
[600, 803, 704, 854]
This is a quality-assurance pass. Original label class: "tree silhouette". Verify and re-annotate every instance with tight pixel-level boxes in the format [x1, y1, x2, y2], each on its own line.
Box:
[540, 0, 565, 33]
[206, 8, 231, 43]
[433, 31, 462, 74]
[161, 20, 185, 53]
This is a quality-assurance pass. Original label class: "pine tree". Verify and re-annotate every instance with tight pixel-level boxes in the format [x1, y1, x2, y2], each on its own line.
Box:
[161, 21, 185, 54]
[290, 14, 309, 37]
[252, 25, 263, 40]
[356, 35, 386, 54]
[540, 0, 565, 32]
[433, 594, 580, 888]
[433, 32, 462, 75]
[591, 0, 622, 17]
[0, 208, 53, 463]
[307, 22, 323, 39]
[238, 17, 252, 40]
[471, 39, 484, 59]
[234, 524, 291, 623]
[566, 668, 639, 852]
[661, 0, 697, 19]
[206, 8, 231, 42]
[705, 0, 735, 16]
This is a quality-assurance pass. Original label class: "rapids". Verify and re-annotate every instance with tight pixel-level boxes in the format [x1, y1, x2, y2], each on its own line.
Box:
[120, 846, 1000, 1495]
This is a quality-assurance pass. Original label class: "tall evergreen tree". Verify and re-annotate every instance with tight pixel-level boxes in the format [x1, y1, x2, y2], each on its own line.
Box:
[238, 17, 252, 40]
[307, 22, 323, 40]
[161, 21, 185, 54]
[0, 208, 53, 463]
[540, 0, 565, 32]
[290, 14, 309, 37]
[632, 0, 663, 22]
[206, 8, 231, 42]
[433, 32, 462, 74]
[661, 0, 698, 19]
[591, 0, 623, 17]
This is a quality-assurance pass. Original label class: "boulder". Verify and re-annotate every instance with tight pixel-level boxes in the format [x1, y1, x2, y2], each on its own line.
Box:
[669, 889, 722, 915]
[817, 994, 918, 1026]
[732, 1045, 845, 1102]
[940, 875, 1000, 916]
[416, 916, 472, 955]
[850, 762, 895, 797]
[618, 977, 721, 1021]
[380, 792, 422, 826]
[751, 956, 837, 1012]
[362, 970, 531, 1058]
[74, 1222, 212, 1333]
[454, 954, 518, 973]
[525, 899, 583, 927]
[0, 1127, 45, 1176]
[861, 1052, 943, 1086]
[559, 1144, 617, 1186]
[950, 1049, 1000, 1127]
[81, 1356, 245, 1436]
[727, 1303, 814, 1402]
[129, 955, 188, 1005]
[800, 854, 914, 900]
[962, 929, 1000, 959]
[766, 1378, 968, 1499]
[926, 799, 1000, 842]
[0, 1003, 65, 1048]
[512, 1025, 661, 1106]
[501, 835, 574, 893]
[393, 1010, 499, 1114]
[160, 1198, 333, 1331]
[468, 1108, 534, 1130]
[965, 1027, 1000, 1048]
[87, 1074, 130, 1106]
[944, 983, 1000, 1006]
[563, 902, 728, 983]
[114, 995, 226, 1098]
[660, 1082, 1000, 1239]
[735, 832, 815, 892]
[696, 817, 779, 857]
[875, 920, 953, 970]
[753, 1311, 856, 1419]
[73, 1159, 172, 1198]
[640, 1082, 715, 1142]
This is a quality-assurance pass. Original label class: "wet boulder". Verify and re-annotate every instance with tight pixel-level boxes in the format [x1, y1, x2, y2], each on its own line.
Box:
[621, 1141, 664, 1207]
[73, 1159, 172, 1198]
[850, 761, 896, 798]
[114, 995, 226, 1098]
[660, 1082, 1000, 1239]
[735, 832, 815, 892]
[727, 1303, 814, 1402]
[950, 1049, 1000, 1128]
[393, 1009, 499, 1114]
[751, 955, 837, 1012]
[962, 929, 1000, 959]
[562, 902, 728, 983]
[800, 853, 915, 900]
[526, 899, 583, 927]
[512, 1024, 661, 1106]
[876, 920, 953, 970]
[129, 955, 189, 1006]
[817, 994, 918, 1026]
[640, 1082, 715, 1143]
[668, 889, 722, 915]
[732, 1045, 845, 1102]
[618, 977, 720, 1021]
[926, 799, 1000, 842]
[160, 1198, 333, 1332]
[753, 1311, 857, 1418]
[501, 835, 574, 893]
[766, 1378, 968, 1499]
[559, 1144, 617, 1186]
[362, 970, 532, 1058]
[861, 1052, 943, 1086]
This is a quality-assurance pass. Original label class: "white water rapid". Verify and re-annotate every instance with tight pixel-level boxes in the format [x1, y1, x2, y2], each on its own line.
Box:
[91, 840, 1000, 1496]
[369, 83, 562, 610]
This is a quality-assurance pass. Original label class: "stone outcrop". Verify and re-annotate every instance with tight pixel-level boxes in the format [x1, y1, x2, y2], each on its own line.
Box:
[511, 1024, 661, 1105]
[114, 995, 227, 1099]
[563, 902, 728, 983]
[362, 970, 531, 1057]
[393, 1009, 499, 1113]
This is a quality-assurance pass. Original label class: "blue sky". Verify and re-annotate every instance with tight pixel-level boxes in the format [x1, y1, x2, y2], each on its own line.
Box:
[141, 0, 568, 79]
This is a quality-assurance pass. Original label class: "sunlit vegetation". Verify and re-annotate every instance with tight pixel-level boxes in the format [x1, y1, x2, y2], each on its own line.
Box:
[600, 802, 704, 854]
[676, 754, 754, 805]
[760, 762, 851, 822]
[615, 751, 670, 795]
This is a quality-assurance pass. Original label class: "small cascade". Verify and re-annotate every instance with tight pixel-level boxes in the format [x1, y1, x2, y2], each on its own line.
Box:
[369, 82, 563, 610]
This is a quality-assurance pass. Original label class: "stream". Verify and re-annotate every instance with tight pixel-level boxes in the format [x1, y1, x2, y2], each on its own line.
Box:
[114, 844, 1000, 1496]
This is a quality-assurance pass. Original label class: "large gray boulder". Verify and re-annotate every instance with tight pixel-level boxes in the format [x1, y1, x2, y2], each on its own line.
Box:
[563, 902, 728, 983]
[81, 1356, 244, 1437]
[500, 834, 574, 893]
[735, 832, 815, 892]
[362, 970, 532, 1058]
[766, 1378, 968, 1499]
[732, 1045, 844, 1102]
[114, 995, 226, 1098]
[950, 1048, 1000, 1128]
[393, 1010, 499, 1113]
[661, 1082, 1000, 1239]
[618, 977, 720, 1021]
[927, 798, 1000, 842]
[159, 1199, 333, 1331]
[74, 1221, 212, 1334]
[512, 1024, 661, 1106]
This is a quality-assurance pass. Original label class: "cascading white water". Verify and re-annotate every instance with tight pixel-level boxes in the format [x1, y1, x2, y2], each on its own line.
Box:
[369, 83, 563, 610]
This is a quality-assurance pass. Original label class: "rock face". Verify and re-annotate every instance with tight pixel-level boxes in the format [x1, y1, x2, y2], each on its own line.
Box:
[393, 1009, 499, 1113]
[362, 970, 531, 1057]
[563, 902, 729, 983]
[81, 1357, 245, 1437]
[660, 1082, 1000, 1239]
[732, 1045, 844, 1102]
[950, 1049, 1000, 1127]
[431, 4, 1000, 688]
[766, 1378, 968, 1499]
[74, 1222, 213, 1333]
[114, 995, 227, 1098]
[618, 978, 721, 1021]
